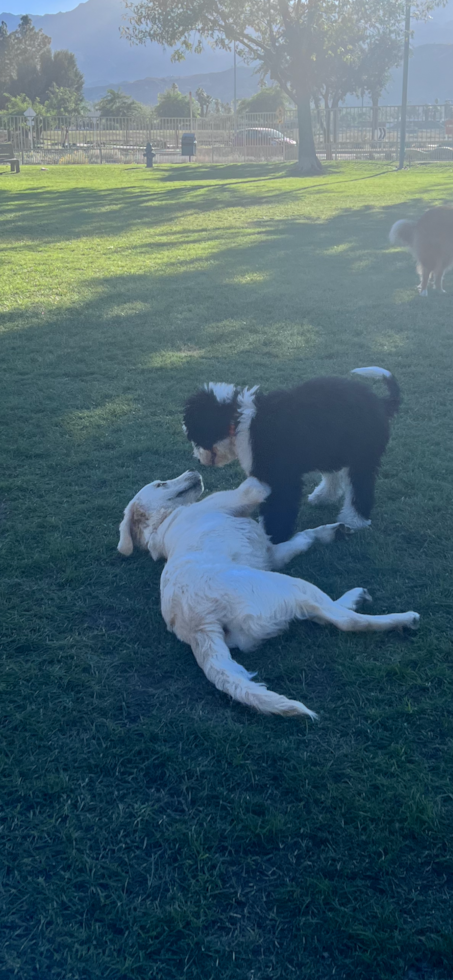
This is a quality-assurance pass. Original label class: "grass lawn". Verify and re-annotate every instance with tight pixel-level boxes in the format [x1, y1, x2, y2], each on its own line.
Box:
[1, 161, 453, 980]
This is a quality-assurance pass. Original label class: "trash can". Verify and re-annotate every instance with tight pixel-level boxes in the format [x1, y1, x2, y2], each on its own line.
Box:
[181, 133, 197, 159]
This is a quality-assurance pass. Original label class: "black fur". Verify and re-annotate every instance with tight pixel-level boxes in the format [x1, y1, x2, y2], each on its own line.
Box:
[183, 375, 401, 543]
[183, 388, 237, 449]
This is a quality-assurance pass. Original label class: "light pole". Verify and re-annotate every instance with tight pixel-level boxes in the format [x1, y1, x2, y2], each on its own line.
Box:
[88, 110, 101, 161]
[233, 40, 237, 134]
[398, 0, 411, 170]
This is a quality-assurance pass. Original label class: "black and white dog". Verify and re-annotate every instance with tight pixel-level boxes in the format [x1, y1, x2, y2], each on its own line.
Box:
[183, 368, 401, 543]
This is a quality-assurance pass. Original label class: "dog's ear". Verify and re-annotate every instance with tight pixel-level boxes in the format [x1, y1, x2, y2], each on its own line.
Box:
[146, 506, 173, 560]
[147, 531, 164, 561]
[118, 505, 134, 556]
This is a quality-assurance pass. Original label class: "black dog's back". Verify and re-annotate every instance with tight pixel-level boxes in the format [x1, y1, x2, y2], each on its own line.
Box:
[250, 377, 392, 481]
[182, 371, 401, 545]
[249, 376, 399, 543]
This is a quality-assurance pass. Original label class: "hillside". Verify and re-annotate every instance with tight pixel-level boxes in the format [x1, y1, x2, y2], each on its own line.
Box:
[85, 66, 257, 107]
[384, 44, 453, 105]
[86, 45, 453, 112]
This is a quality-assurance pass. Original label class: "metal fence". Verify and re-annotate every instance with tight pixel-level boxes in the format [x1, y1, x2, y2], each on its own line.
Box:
[1, 103, 452, 165]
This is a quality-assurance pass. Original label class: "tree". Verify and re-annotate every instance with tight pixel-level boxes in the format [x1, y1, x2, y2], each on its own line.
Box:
[155, 84, 197, 119]
[44, 83, 87, 115]
[38, 49, 84, 105]
[238, 85, 287, 115]
[2, 92, 43, 114]
[3, 15, 50, 106]
[122, 0, 447, 176]
[0, 15, 85, 112]
[0, 22, 12, 99]
[95, 88, 144, 116]
[195, 86, 213, 117]
[308, 5, 404, 153]
[311, 5, 403, 110]
[213, 98, 232, 114]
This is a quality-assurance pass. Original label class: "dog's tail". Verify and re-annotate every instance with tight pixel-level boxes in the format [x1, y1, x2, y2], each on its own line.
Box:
[389, 218, 416, 248]
[191, 628, 317, 719]
[350, 366, 401, 419]
[118, 503, 134, 556]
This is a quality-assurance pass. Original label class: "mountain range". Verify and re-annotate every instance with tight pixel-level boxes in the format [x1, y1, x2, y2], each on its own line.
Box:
[1, 0, 453, 104]
[85, 66, 257, 107]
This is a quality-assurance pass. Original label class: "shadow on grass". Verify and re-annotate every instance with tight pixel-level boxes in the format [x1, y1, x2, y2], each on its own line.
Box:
[1, 196, 451, 494]
[1, 182, 453, 980]
[0, 179, 305, 244]
[0, 164, 436, 246]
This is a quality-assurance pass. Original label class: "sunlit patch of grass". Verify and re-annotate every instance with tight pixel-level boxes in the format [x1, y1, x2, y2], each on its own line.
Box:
[228, 271, 270, 284]
[144, 348, 206, 369]
[322, 241, 354, 254]
[372, 330, 410, 354]
[62, 396, 138, 441]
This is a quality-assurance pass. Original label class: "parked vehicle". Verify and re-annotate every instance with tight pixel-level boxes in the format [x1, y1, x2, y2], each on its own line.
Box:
[386, 120, 444, 135]
[231, 127, 297, 146]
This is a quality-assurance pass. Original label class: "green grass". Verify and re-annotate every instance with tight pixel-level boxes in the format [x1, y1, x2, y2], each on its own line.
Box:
[1, 161, 453, 980]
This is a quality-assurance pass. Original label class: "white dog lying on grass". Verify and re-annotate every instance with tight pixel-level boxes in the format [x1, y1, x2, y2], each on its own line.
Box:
[118, 472, 419, 719]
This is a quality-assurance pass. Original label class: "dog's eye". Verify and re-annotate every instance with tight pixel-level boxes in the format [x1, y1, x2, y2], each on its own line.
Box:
[155, 482, 167, 488]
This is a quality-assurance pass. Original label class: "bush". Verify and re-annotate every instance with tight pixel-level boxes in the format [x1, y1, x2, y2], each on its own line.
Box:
[58, 151, 89, 164]
[238, 85, 287, 115]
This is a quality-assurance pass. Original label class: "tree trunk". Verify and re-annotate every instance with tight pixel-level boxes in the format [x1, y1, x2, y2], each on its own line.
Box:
[295, 94, 322, 176]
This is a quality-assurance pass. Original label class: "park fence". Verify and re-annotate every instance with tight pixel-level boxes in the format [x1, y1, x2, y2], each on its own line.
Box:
[1, 103, 452, 166]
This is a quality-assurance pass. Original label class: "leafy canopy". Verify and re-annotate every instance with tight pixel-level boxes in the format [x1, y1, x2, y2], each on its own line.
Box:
[123, 0, 447, 107]
[0, 15, 84, 112]
[155, 83, 197, 119]
[95, 88, 145, 116]
[238, 85, 287, 114]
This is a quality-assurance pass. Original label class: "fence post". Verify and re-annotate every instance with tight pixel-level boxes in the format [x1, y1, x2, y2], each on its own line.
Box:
[333, 109, 338, 160]
[326, 108, 331, 160]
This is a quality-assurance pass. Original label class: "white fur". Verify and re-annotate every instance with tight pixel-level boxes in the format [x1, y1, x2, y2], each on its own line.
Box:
[389, 219, 415, 249]
[337, 472, 372, 530]
[118, 475, 419, 718]
[192, 436, 236, 468]
[205, 382, 237, 403]
[235, 386, 259, 475]
[351, 366, 392, 380]
[309, 469, 371, 529]
[192, 384, 259, 471]
[308, 470, 347, 506]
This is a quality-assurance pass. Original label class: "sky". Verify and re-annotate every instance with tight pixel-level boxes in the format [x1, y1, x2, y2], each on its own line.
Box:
[3, 0, 453, 18]
[3, 0, 453, 23]
[1, 0, 81, 12]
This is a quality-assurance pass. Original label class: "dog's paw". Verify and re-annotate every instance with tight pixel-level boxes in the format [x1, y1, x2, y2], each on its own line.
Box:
[336, 587, 373, 610]
[334, 523, 354, 540]
[405, 612, 420, 630]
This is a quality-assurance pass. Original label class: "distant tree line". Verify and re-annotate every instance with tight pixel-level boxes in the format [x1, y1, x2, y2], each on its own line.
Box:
[93, 82, 284, 119]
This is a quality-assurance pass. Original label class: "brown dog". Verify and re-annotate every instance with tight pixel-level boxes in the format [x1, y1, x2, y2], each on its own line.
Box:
[389, 206, 453, 296]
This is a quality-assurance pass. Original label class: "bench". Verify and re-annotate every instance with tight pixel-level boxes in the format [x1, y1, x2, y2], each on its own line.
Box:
[0, 142, 20, 173]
